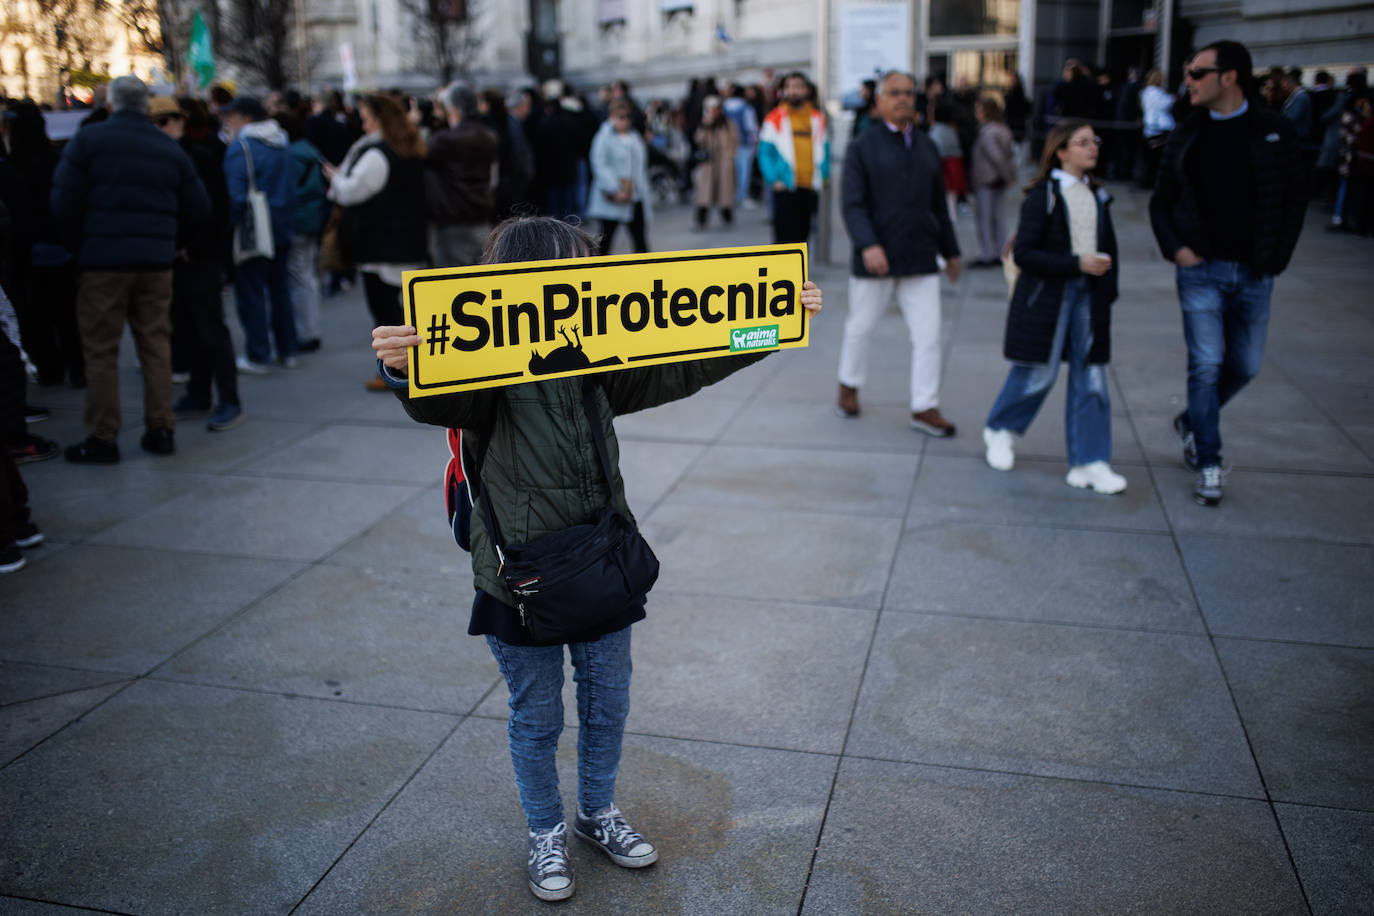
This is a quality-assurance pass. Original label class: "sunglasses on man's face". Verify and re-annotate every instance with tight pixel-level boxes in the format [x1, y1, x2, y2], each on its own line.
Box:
[1186, 67, 1221, 81]
[155, 114, 184, 126]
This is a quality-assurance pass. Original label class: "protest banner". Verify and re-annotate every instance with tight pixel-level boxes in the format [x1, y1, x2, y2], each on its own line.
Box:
[404, 243, 808, 398]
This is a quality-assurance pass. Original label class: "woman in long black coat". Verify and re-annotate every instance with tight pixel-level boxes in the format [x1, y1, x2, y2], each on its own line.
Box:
[982, 119, 1127, 495]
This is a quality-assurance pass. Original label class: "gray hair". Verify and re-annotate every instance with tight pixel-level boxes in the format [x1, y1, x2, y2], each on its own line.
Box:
[441, 80, 479, 120]
[108, 75, 150, 114]
[876, 71, 917, 95]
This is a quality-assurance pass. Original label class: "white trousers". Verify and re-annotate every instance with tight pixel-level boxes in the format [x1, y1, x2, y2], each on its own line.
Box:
[838, 273, 943, 412]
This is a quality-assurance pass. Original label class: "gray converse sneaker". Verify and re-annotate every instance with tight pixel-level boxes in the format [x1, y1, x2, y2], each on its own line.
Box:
[573, 804, 659, 868]
[527, 822, 575, 901]
[1194, 465, 1225, 507]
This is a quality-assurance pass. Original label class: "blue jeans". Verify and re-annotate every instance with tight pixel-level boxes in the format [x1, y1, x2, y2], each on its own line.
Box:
[486, 626, 633, 830]
[986, 277, 1111, 466]
[233, 249, 297, 364]
[1176, 260, 1273, 467]
[734, 146, 755, 206]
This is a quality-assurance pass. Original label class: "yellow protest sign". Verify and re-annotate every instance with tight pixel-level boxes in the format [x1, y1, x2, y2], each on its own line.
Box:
[404, 243, 808, 397]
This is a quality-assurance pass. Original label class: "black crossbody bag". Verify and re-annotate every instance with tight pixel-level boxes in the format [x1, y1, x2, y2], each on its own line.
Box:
[471, 378, 660, 643]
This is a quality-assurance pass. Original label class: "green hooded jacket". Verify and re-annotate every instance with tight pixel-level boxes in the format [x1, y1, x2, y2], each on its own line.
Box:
[397, 352, 769, 606]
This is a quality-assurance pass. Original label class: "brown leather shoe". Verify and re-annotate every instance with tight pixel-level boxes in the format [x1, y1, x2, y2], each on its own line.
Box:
[835, 383, 860, 417]
[366, 376, 390, 392]
[911, 408, 956, 438]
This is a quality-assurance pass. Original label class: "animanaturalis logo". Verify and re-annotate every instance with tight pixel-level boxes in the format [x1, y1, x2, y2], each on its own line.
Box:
[730, 325, 779, 352]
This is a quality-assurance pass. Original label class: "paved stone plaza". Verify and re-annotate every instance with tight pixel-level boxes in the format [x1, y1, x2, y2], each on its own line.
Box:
[2, 187, 1371, 915]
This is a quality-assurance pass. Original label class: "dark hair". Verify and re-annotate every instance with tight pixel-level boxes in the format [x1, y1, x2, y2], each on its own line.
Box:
[1027, 118, 1098, 191]
[1316, 70, 1332, 85]
[483, 216, 596, 265]
[1286, 67, 1304, 85]
[277, 110, 304, 142]
[6, 102, 51, 163]
[178, 96, 211, 132]
[1197, 40, 1255, 96]
[209, 85, 233, 106]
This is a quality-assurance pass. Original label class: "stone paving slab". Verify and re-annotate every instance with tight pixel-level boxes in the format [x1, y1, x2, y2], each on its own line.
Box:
[87, 474, 424, 561]
[0, 681, 128, 768]
[14, 463, 211, 543]
[907, 454, 1169, 533]
[1132, 409, 1373, 474]
[1153, 467, 1374, 545]
[156, 563, 498, 715]
[614, 439, 708, 511]
[0, 545, 302, 673]
[0, 661, 130, 706]
[886, 523, 1203, 632]
[473, 592, 875, 754]
[296, 717, 836, 915]
[846, 613, 1262, 796]
[1275, 803, 1374, 916]
[321, 485, 473, 579]
[659, 443, 919, 518]
[236, 423, 453, 485]
[610, 393, 753, 442]
[803, 757, 1306, 915]
[1215, 638, 1374, 810]
[0, 680, 457, 916]
[1178, 536, 1374, 646]
[640, 503, 902, 609]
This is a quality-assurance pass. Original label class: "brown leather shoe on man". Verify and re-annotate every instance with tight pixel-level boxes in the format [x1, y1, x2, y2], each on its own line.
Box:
[911, 408, 956, 438]
[835, 383, 860, 418]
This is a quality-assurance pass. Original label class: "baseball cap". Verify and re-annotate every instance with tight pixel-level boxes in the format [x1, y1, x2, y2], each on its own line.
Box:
[221, 95, 267, 120]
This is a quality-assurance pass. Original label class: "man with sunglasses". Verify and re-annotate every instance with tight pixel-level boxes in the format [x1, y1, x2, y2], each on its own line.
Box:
[1149, 40, 1306, 506]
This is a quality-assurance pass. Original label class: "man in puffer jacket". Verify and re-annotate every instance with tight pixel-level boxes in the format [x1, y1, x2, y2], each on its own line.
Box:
[222, 95, 300, 373]
[50, 76, 211, 463]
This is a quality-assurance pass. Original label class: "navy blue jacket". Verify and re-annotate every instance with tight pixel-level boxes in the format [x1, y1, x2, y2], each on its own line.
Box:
[224, 124, 299, 252]
[50, 110, 211, 268]
[1005, 179, 1118, 365]
[842, 123, 959, 277]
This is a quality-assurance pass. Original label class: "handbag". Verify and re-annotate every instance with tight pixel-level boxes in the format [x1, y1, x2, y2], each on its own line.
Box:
[472, 378, 659, 643]
[232, 138, 275, 264]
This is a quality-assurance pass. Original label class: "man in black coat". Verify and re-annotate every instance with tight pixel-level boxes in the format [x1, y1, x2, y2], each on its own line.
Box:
[50, 76, 212, 463]
[427, 81, 499, 268]
[837, 70, 962, 438]
[1149, 40, 1306, 507]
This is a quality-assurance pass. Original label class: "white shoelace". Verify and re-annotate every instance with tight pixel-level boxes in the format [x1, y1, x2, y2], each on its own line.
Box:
[594, 805, 642, 846]
[530, 823, 569, 877]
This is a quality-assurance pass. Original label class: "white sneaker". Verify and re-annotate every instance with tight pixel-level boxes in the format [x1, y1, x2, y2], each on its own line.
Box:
[983, 427, 1015, 471]
[1066, 461, 1127, 495]
[235, 356, 270, 375]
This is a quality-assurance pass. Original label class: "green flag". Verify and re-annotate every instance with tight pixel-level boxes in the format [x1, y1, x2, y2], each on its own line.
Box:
[189, 10, 215, 88]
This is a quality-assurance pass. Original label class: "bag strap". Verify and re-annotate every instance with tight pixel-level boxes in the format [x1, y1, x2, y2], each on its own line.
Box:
[238, 137, 258, 193]
[473, 376, 615, 566]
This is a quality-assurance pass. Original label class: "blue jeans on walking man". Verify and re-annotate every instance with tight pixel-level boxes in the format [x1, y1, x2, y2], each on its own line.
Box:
[1176, 260, 1273, 468]
[486, 626, 632, 830]
[233, 247, 297, 364]
[986, 277, 1112, 465]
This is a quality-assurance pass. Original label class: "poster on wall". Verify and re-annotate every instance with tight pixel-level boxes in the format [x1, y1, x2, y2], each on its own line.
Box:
[837, 2, 910, 97]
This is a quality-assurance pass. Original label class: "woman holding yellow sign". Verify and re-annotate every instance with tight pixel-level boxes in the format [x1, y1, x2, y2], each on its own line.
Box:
[372, 216, 822, 902]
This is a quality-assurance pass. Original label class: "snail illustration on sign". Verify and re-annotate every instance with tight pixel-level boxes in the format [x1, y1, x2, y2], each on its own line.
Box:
[528, 326, 624, 376]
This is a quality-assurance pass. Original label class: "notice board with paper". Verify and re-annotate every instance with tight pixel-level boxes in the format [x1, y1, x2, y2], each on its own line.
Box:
[404, 243, 809, 398]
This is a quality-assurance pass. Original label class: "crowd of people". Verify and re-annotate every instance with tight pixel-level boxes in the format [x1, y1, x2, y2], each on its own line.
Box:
[0, 32, 1352, 905]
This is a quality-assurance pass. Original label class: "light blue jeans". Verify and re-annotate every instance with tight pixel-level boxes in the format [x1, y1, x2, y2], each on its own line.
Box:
[486, 627, 632, 830]
[1176, 260, 1273, 467]
[986, 277, 1111, 466]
